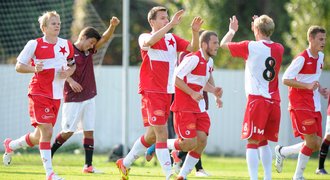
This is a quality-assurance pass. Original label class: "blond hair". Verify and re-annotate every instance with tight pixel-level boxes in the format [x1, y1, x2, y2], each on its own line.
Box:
[254, 15, 274, 37]
[38, 11, 60, 33]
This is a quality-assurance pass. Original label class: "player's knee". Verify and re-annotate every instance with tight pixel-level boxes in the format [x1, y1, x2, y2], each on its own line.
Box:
[181, 139, 197, 151]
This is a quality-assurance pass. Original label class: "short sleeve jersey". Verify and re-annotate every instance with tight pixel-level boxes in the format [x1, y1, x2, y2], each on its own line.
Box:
[283, 49, 324, 112]
[138, 33, 190, 94]
[171, 49, 213, 113]
[64, 45, 97, 102]
[17, 37, 74, 99]
[228, 40, 284, 101]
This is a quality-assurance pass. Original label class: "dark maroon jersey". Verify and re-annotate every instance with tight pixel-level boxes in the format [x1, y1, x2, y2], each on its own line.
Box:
[64, 45, 97, 102]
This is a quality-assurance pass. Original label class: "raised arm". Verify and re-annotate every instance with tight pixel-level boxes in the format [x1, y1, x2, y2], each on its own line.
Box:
[186, 16, 204, 52]
[220, 15, 238, 49]
[143, 10, 185, 48]
[95, 16, 120, 50]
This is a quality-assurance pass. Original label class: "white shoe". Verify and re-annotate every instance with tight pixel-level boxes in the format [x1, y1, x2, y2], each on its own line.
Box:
[195, 169, 211, 177]
[3, 138, 13, 166]
[47, 172, 64, 180]
[275, 145, 285, 173]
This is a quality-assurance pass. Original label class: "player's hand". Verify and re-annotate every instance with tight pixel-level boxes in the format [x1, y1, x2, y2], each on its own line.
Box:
[34, 62, 44, 73]
[213, 87, 223, 98]
[170, 9, 185, 26]
[190, 91, 204, 102]
[67, 78, 83, 93]
[191, 16, 203, 32]
[215, 97, 223, 108]
[251, 15, 258, 32]
[110, 16, 120, 27]
[229, 15, 238, 32]
[59, 66, 70, 79]
[306, 81, 319, 91]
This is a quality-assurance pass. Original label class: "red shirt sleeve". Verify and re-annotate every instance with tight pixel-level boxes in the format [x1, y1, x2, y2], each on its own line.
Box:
[228, 40, 250, 60]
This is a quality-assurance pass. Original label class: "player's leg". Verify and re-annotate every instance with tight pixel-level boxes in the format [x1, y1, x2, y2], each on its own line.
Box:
[178, 131, 206, 179]
[3, 130, 38, 166]
[246, 139, 259, 180]
[316, 115, 330, 175]
[258, 140, 272, 180]
[154, 124, 173, 179]
[52, 101, 82, 157]
[260, 102, 279, 179]
[293, 133, 320, 179]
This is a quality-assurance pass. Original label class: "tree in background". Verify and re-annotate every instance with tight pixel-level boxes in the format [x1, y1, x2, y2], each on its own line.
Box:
[285, 0, 330, 69]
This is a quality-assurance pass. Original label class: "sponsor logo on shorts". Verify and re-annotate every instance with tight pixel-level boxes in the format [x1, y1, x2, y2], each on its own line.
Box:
[154, 110, 165, 116]
[44, 108, 50, 113]
[186, 123, 196, 129]
[302, 119, 316, 126]
[42, 114, 55, 120]
[253, 126, 264, 135]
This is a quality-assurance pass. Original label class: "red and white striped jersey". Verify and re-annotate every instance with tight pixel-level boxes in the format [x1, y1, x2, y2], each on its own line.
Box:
[228, 40, 284, 101]
[283, 49, 324, 112]
[17, 37, 74, 99]
[171, 50, 213, 113]
[138, 33, 189, 94]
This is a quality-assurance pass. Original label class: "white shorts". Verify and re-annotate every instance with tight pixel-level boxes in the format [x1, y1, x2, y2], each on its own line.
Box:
[325, 116, 330, 135]
[61, 97, 95, 132]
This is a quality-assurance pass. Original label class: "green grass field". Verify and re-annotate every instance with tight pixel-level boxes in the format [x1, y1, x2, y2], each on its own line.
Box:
[0, 152, 329, 180]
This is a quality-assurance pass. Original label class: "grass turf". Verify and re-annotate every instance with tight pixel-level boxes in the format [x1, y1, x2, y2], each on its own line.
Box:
[0, 152, 329, 180]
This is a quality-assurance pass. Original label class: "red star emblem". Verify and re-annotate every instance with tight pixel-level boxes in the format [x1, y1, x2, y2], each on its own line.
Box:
[168, 38, 175, 47]
[59, 46, 67, 55]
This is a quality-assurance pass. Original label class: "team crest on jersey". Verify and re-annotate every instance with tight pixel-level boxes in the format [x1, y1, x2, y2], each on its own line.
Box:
[167, 38, 175, 47]
[59, 46, 67, 55]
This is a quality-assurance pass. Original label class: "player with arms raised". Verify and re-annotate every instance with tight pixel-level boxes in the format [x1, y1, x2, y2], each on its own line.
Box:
[220, 15, 284, 180]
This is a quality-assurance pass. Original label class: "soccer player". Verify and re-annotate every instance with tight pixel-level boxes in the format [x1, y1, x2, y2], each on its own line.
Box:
[220, 15, 284, 180]
[116, 6, 202, 180]
[275, 26, 327, 180]
[168, 30, 222, 180]
[2, 11, 75, 180]
[316, 89, 330, 175]
[51, 17, 120, 173]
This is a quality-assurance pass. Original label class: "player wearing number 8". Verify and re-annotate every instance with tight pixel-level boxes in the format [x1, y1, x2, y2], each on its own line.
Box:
[220, 15, 284, 180]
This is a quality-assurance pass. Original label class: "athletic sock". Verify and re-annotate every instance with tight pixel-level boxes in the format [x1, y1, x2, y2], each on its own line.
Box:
[9, 133, 34, 151]
[195, 158, 203, 171]
[51, 133, 67, 157]
[318, 139, 330, 169]
[246, 144, 259, 180]
[83, 138, 94, 167]
[281, 142, 304, 157]
[294, 145, 313, 178]
[258, 141, 272, 180]
[39, 142, 53, 177]
[155, 142, 172, 177]
[167, 139, 181, 150]
[178, 151, 200, 178]
[123, 135, 150, 168]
